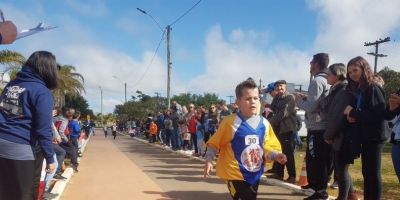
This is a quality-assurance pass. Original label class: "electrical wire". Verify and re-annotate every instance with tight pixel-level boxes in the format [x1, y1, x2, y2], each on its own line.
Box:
[170, 0, 202, 26]
[131, 29, 166, 88]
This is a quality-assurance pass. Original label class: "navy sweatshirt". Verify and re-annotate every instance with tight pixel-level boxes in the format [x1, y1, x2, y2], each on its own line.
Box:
[0, 66, 55, 163]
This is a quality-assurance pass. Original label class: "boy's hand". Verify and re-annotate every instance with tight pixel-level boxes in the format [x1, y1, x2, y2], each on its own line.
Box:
[203, 160, 213, 178]
[275, 153, 287, 165]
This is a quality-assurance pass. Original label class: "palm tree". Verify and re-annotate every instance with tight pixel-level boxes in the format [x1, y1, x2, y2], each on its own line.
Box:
[0, 50, 25, 92]
[55, 64, 85, 108]
[0, 50, 25, 68]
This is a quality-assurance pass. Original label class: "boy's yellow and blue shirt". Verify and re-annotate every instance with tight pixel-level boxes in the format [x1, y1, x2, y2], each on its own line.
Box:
[207, 113, 281, 184]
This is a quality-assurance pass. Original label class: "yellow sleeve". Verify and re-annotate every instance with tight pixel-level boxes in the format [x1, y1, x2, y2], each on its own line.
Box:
[206, 115, 234, 150]
[263, 120, 282, 162]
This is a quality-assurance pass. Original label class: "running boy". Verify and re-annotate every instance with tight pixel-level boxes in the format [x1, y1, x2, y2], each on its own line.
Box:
[203, 78, 286, 200]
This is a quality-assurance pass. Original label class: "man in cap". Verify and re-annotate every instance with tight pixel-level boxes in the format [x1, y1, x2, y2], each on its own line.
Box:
[266, 80, 297, 183]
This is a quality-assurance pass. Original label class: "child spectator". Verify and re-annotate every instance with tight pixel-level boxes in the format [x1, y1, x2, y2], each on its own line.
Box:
[203, 78, 286, 200]
[179, 119, 190, 151]
[149, 121, 158, 143]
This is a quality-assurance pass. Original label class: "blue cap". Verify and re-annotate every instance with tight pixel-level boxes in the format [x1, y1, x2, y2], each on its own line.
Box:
[263, 82, 275, 93]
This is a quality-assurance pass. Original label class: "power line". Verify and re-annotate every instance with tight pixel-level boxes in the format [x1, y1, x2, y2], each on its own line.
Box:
[170, 0, 203, 26]
[131, 30, 166, 88]
[364, 37, 390, 73]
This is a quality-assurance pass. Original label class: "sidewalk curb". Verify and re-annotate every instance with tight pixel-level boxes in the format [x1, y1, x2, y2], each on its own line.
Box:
[125, 133, 315, 197]
[50, 135, 91, 200]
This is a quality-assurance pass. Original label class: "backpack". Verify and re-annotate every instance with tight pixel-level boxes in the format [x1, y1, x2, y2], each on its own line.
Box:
[55, 120, 70, 136]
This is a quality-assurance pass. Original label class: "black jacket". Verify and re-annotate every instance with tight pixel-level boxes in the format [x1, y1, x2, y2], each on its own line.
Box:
[349, 83, 390, 142]
[322, 81, 352, 151]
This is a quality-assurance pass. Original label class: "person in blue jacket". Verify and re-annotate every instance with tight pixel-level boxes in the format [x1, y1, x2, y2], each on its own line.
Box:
[0, 51, 58, 200]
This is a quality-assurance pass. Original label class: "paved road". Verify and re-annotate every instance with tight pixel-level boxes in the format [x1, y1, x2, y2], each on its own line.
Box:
[62, 130, 306, 200]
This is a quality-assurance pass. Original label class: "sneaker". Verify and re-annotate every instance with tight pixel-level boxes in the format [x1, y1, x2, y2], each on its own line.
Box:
[284, 176, 296, 184]
[266, 173, 283, 180]
[53, 174, 67, 180]
[330, 180, 338, 189]
[303, 192, 328, 200]
[72, 165, 79, 173]
[41, 192, 58, 200]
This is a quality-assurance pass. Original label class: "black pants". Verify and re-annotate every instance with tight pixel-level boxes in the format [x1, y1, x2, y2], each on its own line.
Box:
[272, 131, 296, 178]
[227, 180, 259, 200]
[32, 145, 44, 200]
[361, 141, 384, 200]
[0, 157, 36, 200]
[306, 129, 332, 196]
[60, 142, 78, 166]
[165, 129, 172, 146]
[191, 133, 198, 153]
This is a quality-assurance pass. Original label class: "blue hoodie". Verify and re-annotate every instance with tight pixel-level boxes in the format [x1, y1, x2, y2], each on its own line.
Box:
[0, 66, 55, 163]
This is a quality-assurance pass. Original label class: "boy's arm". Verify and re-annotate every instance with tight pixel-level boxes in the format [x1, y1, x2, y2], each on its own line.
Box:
[204, 118, 231, 161]
[263, 121, 283, 162]
[204, 117, 232, 178]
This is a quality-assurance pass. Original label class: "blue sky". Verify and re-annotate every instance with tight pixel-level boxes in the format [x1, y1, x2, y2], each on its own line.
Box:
[1, 0, 400, 113]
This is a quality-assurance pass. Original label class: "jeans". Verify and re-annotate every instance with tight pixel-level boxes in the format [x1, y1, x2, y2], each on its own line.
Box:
[334, 150, 354, 199]
[54, 144, 66, 173]
[392, 143, 400, 182]
[44, 154, 58, 191]
[361, 141, 384, 200]
[165, 129, 172, 147]
[172, 128, 181, 150]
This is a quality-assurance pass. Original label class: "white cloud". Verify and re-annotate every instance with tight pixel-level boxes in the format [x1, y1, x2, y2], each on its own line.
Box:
[186, 25, 311, 98]
[3, 0, 400, 114]
[308, 0, 400, 69]
[65, 0, 108, 17]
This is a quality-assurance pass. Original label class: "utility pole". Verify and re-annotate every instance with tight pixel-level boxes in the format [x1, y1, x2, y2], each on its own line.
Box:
[124, 82, 127, 104]
[364, 37, 390, 73]
[137, 1, 202, 110]
[227, 95, 234, 104]
[166, 25, 172, 109]
[294, 84, 303, 93]
[99, 86, 103, 115]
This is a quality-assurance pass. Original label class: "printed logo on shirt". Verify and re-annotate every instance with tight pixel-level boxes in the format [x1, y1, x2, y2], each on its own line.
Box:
[0, 86, 26, 117]
[240, 144, 263, 172]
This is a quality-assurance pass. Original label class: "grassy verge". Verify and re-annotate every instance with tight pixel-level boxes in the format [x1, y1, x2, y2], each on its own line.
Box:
[266, 143, 398, 200]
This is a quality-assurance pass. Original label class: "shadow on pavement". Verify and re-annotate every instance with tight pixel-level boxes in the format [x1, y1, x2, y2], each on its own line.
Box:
[144, 190, 230, 200]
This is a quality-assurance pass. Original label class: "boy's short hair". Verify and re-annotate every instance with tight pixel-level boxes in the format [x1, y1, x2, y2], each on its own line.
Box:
[235, 77, 258, 99]
[73, 111, 81, 119]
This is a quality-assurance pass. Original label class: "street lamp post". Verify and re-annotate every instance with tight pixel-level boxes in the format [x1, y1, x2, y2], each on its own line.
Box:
[99, 86, 103, 115]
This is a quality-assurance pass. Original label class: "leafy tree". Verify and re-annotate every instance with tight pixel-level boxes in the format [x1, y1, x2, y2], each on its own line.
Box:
[0, 50, 25, 93]
[54, 64, 85, 108]
[0, 50, 25, 69]
[171, 92, 222, 108]
[64, 93, 94, 120]
[378, 67, 400, 99]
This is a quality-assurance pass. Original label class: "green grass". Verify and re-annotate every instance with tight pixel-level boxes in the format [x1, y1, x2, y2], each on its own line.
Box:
[266, 143, 399, 200]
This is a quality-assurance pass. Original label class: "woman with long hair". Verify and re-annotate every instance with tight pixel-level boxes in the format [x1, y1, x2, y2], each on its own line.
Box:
[0, 51, 58, 200]
[343, 56, 389, 200]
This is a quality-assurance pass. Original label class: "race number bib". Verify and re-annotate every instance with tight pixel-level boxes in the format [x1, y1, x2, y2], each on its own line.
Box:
[245, 135, 259, 145]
